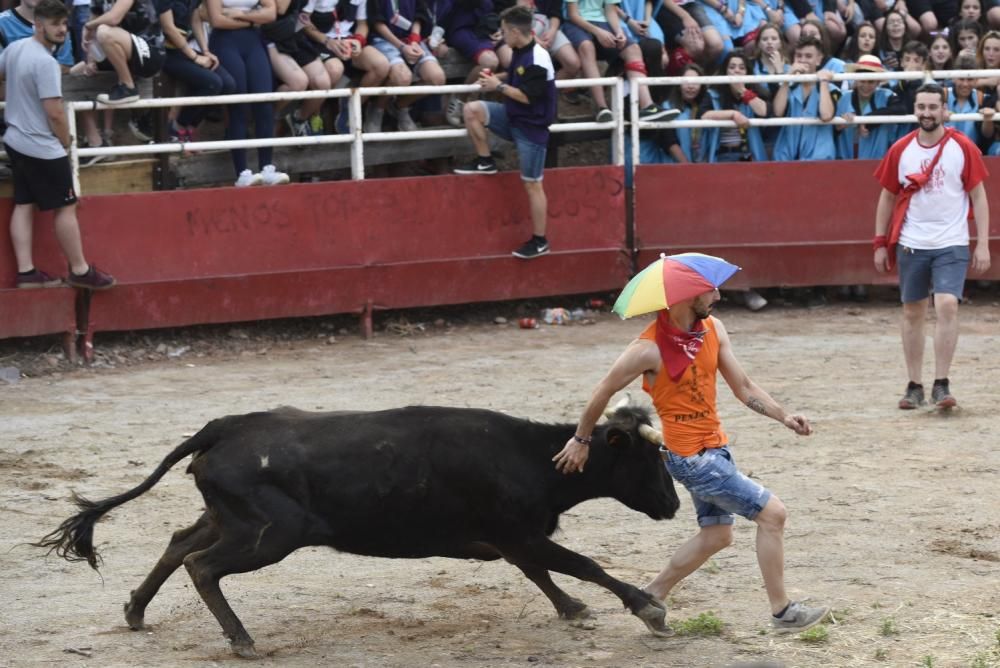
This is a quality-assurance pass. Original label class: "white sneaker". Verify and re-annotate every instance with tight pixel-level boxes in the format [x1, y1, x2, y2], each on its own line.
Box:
[396, 106, 417, 132]
[364, 107, 384, 133]
[744, 289, 768, 312]
[446, 97, 465, 127]
[235, 169, 262, 187]
[260, 164, 289, 186]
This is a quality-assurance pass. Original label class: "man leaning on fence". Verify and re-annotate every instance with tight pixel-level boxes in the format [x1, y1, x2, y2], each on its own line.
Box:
[454, 5, 556, 260]
[1, 0, 115, 290]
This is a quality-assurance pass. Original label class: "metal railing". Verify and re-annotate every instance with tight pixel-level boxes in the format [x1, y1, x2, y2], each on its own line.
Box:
[60, 77, 625, 193]
[4, 67, 994, 193]
[629, 68, 1000, 173]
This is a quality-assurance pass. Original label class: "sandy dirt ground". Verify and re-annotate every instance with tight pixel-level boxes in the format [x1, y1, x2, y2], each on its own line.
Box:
[2, 300, 999, 668]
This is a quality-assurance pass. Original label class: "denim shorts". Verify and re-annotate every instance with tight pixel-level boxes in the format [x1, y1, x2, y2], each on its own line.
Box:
[897, 245, 970, 303]
[561, 21, 636, 62]
[371, 37, 437, 76]
[482, 102, 547, 182]
[662, 445, 772, 527]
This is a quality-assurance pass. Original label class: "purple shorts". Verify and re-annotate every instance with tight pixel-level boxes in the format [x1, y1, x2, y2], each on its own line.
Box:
[448, 27, 496, 63]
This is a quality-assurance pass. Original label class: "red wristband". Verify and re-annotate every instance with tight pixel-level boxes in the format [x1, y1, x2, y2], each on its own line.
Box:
[406, 32, 422, 44]
[873, 235, 888, 250]
[351, 33, 367, 47]
[740, 88, 757, 104]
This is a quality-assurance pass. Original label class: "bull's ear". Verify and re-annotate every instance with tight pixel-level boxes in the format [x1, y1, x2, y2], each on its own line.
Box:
[605, 427, 633, 448]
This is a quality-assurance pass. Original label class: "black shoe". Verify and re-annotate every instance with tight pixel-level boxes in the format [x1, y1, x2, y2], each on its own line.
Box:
[128, 111, 154, 142]
[97, 83, 140, 105]
[639, 105, 681, 121]
[66, 264, 116, 291]
[512, 237, 550, 259]
[595, 107, 614, 123]
[898, 382, 925, 410]
[454, 156, 497, 175]
[931, 379, 957, 408]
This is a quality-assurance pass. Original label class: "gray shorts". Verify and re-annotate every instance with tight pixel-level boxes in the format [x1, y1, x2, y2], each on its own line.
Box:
[531, 14, 571, 54]
[897, 244, 970, 303]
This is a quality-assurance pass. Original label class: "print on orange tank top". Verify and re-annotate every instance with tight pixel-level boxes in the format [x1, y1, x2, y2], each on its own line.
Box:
[640, 317, 728, 457]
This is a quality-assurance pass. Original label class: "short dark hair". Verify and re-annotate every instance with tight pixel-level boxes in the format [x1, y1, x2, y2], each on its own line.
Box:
[915, 82, 946, 103]
[34, 0, 69, 21]
[794, 35, 823, 54]
[500, 5, 533, 34]
[902, 40, 928, 59]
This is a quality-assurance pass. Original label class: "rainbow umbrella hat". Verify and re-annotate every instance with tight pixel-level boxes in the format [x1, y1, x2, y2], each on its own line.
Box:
[612, 253, 741, 319]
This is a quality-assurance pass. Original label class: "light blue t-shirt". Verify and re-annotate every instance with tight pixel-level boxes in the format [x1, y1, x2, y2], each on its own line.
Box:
[566, 0, 620, 25]
[0, 37, 67, 159]
[0, 8, 74, 67]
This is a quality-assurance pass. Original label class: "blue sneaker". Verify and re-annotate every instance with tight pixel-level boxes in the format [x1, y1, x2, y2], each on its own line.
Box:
[335, 103, 350, 134]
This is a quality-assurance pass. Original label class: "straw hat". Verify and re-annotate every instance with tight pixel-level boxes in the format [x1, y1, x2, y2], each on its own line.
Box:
[847, 54, 886, 73]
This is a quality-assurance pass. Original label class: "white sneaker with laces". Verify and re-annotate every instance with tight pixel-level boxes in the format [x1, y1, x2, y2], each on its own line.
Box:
[260, 164, 290, 186]
[235, 169, 262, 187]
[396, 107, 418, 132]
[446, 97, 465, 127]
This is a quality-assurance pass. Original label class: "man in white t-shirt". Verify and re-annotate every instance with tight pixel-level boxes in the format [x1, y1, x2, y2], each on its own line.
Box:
[873, 82, 991, 411]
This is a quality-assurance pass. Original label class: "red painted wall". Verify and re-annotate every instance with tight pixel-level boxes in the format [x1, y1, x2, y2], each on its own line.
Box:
[0, 166, 629, 339]
[633, 159, 1000, 288]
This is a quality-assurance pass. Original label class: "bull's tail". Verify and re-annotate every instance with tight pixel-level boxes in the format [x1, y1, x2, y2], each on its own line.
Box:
[33, 419, 225, 570]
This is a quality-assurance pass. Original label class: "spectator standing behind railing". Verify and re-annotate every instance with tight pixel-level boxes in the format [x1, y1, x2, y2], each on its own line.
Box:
[873, 82, 990, 410]
[81, 0, 166, 103]
[264, 0, 334, 137]
[701, 49, 768, 161]
[835, 54, 894, 158]
[205, 0, 290, 186]
[367, 0, 447, 132]
[453, 5, 556, 259]
[664, 61, 710, 160]
[772, 34, 838, 160]
[946, 55, 983, 144]
[1, 0, 115, 289]
[299, 0, 390, 133]
[159, 0, 235, 143]
[797, 16, 845, 72]
[562, 0, 676, 122]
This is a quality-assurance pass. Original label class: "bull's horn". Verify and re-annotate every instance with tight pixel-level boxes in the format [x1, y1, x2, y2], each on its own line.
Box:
[602, 393, 632, 420]
[638, 424, 664, 445]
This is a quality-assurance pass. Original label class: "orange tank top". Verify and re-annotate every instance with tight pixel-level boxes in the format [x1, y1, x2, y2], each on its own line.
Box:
[639, 317, 728, 456]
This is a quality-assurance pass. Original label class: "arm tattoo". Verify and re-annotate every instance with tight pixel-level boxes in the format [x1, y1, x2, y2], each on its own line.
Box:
[746, 396, 768, 416]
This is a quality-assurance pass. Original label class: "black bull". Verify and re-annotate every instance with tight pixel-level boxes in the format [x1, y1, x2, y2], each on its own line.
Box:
[36, 405, 680, 657]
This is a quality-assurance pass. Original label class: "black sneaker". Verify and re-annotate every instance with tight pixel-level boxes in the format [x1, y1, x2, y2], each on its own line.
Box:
[66, 265, 116, 291]
[80, 139, 107, 168]
[454, 156, 498, 175]
[128, 111, 154, 142]
[512, 237, 550, 259]
[16, 268, 63, 289]
[97, 83, 140, 105]
[595, 107, 614, 123]
[898, 381, 925, 410]
[931, 379, 957, 409]
[285, 111, 313, 137]
[639, 106, 681, 121]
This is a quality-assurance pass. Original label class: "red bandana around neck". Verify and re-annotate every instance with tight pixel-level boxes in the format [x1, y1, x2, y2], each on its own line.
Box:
[654, 311, 707, 381]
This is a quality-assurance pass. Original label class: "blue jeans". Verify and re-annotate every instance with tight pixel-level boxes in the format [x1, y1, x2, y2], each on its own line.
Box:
[897, 245, 970, 303]
[662, 445, 772, 527]
[163, 49, 237, 128]
[71, 5, 90, 64]
[482, 102, 547, 182]
[209, 28, 275, 174]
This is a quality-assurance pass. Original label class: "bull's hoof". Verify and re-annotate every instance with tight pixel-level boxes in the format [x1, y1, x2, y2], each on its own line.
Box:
[231, 641, 259, 659]
[123, 599, 144, 631]
[634, 603, 674, 638]
[557, 598, 590, 620]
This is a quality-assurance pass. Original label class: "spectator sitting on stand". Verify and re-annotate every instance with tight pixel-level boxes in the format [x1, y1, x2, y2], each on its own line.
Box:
[299, 0, 391, 133]
[82, 0, 167, 104]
